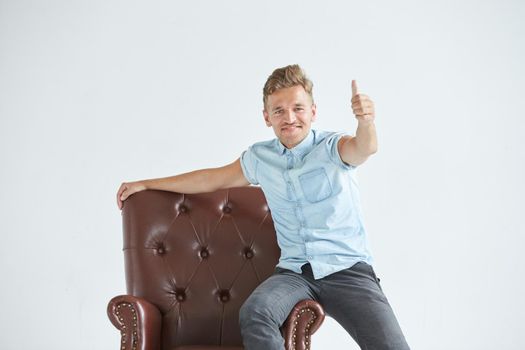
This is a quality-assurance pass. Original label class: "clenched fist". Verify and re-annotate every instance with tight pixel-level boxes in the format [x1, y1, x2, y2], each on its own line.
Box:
[351, 80, 375, 122]
[116, 181, 147, 210]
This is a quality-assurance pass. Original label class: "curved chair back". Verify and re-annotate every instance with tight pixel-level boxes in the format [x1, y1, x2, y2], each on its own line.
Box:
[121, 187, 280, 348]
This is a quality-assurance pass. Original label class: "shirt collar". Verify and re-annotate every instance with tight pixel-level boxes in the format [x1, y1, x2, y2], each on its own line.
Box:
[276, 128, 315, 159]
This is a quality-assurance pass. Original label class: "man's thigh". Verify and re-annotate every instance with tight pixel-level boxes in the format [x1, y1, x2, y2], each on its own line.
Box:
[241, 267, 319, 326]
[319, 262, 410, 349]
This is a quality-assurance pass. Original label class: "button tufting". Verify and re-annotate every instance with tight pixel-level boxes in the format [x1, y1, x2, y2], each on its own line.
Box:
[175, 289, 186, 302]
[156, 245, 166, 255]
[218, 290, 230, 302]
[244, 248, 254, 259]
[200, 248, 209, 259]
[223, 205, 232, 214]
[179, 205, 187, 213]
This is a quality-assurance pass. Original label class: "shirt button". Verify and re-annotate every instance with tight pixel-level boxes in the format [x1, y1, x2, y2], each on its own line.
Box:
[308, 256, 313, 260]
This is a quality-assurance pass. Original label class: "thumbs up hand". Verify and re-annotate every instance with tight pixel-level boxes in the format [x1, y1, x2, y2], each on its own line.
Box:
[351, 80, 375, 123]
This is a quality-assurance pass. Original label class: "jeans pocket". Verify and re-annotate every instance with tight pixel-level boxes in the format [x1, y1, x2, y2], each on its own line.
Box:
[299, 167, 332, 203]
[366, 264, 383, 291]
[353, 262, 383, 290]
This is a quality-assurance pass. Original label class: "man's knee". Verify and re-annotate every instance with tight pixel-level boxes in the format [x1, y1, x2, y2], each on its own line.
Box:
[240, 293, 272, 325]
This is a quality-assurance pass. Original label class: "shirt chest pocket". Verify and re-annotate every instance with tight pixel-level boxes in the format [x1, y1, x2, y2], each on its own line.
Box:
[299, 167, 333, 203]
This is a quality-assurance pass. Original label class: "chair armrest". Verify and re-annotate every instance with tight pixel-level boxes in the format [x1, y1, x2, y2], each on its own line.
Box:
[107, 295, 162, 350]
[282, 299, 326, 350]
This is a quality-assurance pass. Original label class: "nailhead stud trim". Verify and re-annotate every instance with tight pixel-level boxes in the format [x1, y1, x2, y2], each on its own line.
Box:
[290, 307, 317, 350]
[115, 302, 139, 350]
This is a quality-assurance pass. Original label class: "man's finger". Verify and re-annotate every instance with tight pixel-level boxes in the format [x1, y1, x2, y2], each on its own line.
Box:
[116, 186, 124, 208]
[352, 100, 373, 108]
[352, 80, 358, 97]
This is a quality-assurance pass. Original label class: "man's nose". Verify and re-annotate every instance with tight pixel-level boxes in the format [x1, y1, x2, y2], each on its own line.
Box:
[283, 110, 296, 122]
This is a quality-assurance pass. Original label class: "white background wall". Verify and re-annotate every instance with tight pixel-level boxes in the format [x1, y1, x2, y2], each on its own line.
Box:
[1, 0, 524, 349]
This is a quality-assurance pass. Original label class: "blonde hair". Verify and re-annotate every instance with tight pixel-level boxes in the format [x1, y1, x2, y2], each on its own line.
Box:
[263, 64, 314, 111]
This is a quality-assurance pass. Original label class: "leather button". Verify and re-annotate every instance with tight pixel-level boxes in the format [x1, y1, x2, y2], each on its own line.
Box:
[200, 248, 209, 259]
[244, 248, 254, 259]
[175, 290, 186, 302]
[223, 205, 232, 214]
[156, 245, 166, 255]
[219, 290, 230, 302]
[179, 205, 187, 213]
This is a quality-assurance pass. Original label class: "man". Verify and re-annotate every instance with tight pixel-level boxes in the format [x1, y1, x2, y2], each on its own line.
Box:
[117, 64, 410, 350]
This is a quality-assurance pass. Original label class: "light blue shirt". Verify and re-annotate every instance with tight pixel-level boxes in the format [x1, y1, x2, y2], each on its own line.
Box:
[240, 128, 374, 279]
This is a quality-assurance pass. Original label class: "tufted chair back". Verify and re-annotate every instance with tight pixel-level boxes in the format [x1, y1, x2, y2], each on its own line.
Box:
[120, 187, 280, 348]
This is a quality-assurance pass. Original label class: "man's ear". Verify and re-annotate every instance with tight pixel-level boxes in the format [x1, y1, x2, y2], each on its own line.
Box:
[311, 103, 317, 122]
[263, 109, 272, 127]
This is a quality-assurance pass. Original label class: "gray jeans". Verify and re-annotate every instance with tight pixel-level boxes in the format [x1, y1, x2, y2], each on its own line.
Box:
[239, 262, 410, 350]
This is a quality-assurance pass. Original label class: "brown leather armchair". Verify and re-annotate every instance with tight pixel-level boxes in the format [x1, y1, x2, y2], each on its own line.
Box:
[107, 187, 325, 350]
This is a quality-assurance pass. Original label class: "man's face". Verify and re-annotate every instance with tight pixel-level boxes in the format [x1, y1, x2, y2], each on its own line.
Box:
[263, 85, 317, 149]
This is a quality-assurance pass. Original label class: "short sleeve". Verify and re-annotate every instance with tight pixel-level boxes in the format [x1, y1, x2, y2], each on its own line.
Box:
[240, 145, 259, 185]
[325, 132, 357, 170]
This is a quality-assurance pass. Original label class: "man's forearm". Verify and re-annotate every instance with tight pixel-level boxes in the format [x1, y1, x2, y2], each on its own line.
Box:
[142, 168, 219, 194]
[354, 119, 378, 155]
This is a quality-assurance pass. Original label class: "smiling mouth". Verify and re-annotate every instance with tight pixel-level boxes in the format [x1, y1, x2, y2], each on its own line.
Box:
[282, 125, 302, 130]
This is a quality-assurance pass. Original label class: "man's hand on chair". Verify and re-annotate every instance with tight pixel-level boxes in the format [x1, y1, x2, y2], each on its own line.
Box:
[116, 181, 147, 210]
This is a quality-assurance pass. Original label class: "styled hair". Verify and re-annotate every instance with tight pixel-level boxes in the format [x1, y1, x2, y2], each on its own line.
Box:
[263, 64, 314, 110]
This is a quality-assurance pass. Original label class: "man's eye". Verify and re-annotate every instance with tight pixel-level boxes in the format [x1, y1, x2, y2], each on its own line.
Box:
[275, 110, 282, 115]
[296, 108, 303, 111]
